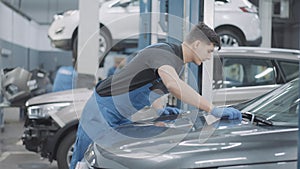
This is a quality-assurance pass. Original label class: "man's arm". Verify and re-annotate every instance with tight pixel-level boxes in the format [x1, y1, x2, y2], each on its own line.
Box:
[158, 65, 213, 112]
[151, 96, 165, 110]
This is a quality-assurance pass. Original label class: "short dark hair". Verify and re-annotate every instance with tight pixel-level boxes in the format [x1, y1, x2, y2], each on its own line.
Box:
[185, 22, 221, 50]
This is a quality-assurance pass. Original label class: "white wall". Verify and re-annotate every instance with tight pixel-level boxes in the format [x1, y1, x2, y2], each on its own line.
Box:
[27, 20, 39, 49]
[37, 25, 59, 51]
[0, 2, 13, 43]
[12, 11, 30, 48]
[0, 2, 57, 51]
[18, 0, 78, 24]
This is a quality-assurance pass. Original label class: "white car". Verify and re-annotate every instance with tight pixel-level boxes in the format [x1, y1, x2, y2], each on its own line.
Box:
[48, 0, 262, 59]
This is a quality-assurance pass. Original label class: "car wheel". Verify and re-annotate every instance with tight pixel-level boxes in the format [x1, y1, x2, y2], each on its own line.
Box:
[99, 27, 111, 56]
[99, 27, 111, 67]
[72, 35, 78, 65]
[71, 27, 112, 66]
[217, 29, 244, 47]
[56, 130, 76, 169]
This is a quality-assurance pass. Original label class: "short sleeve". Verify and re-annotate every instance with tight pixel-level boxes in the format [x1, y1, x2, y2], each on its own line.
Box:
[141, 47, 184, 76]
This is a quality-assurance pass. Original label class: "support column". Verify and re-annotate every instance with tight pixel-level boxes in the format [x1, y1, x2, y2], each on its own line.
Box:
[151, 0, 159, 44]
[167, 0, 184, 44]
[298, 55, 300, 168]
[201, 0, 214, 103]
[298, 1, 300, 49]
[259, 0, 272, 47]
[186, 0, 200, 111]
[166, 0, 184, 108]
[138, 0, 152, 50]
[77, 0, 99, 79]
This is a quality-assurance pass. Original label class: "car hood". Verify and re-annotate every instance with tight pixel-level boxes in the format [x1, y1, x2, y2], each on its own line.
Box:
[87, 117, 297, 169]
[25, 88, 92, 106]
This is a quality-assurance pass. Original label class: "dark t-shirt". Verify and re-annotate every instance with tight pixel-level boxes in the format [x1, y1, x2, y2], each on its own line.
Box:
[96, 43, 184, 96]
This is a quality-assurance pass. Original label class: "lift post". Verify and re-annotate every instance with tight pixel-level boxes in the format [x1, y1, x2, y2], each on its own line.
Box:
[77, 0, 99, 80]
[293, 0, 300, 160]
[138, 0, 214, 109]
[138, 0, 152, 50]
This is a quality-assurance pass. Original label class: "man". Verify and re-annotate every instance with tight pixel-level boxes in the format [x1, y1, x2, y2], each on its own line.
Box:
[106, 57, 125, 77]
[70, 22, 242, 169]
[52, 66, 77, 92]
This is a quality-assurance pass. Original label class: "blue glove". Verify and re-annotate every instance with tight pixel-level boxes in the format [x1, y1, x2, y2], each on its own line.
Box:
[210, 107, 242, 120]
[157, 107, 182, 116]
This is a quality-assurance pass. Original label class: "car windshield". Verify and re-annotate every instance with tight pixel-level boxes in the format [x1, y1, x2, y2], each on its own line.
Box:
[238, 78, 299, 126]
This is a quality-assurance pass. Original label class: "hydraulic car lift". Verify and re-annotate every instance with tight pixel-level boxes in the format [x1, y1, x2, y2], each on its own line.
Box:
[138, 0, 214, 110]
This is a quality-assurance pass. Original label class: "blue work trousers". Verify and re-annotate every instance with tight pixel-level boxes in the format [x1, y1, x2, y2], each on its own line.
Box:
[69, 83, 161, 169]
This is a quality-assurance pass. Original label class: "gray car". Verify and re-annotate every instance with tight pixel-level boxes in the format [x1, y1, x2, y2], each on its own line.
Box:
[22, 47, 299, 169]
[212, 47, 299, 105]
[82, 78, 299, 169]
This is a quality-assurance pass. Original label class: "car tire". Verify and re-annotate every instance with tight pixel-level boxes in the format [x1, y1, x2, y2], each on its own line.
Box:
[217, 29, 245, 47]
[71, 26, 112, 67]
[72, 35, 78, 65]
[99, 26, 111, 67]
[56, 130, 76, 169]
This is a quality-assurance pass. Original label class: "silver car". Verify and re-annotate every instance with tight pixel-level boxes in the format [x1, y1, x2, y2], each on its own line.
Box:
[82, 78, 299, 169]
[22, 47, 299, 169]
[212, 47, 299, 105]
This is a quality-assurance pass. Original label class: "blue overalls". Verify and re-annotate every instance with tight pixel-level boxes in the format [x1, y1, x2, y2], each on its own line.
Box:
[70, 81, 165, 169]
[52, 66, 77, 92]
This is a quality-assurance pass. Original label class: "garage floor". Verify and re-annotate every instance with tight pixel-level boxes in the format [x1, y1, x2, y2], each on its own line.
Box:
[0, 109, 58, 169]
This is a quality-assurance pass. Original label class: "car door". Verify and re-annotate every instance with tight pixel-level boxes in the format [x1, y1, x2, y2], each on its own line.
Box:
[212, 56, 280, 106]
[100, 0, 140, 41]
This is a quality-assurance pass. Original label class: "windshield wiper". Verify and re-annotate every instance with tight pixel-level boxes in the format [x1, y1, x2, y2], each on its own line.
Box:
[242, 112, 273, 126]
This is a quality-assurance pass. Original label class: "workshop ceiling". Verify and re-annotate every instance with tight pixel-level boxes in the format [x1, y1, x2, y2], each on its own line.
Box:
[1, 0, 78, 25]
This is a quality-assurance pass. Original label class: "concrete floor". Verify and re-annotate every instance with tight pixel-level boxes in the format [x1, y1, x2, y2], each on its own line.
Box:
[0, 108, 58, 169]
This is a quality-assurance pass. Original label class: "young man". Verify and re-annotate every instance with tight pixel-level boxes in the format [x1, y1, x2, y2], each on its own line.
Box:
[52, 66, 77, 92]
[69, 22, 242, 169]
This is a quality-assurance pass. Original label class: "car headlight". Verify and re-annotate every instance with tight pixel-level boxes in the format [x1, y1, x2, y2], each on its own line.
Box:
[53, 11, 64, 20]
[27, 102, 71, 119]
[63, 10, 78, 16]
[85, 144, 97, 168]
[239, 5, 258, 13]
[53, 10, 77, 20]
[53, 14, 63, 20]
[6, 84, 19, 95]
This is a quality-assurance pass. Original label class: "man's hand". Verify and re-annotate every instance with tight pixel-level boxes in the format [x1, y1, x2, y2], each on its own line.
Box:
[210, 107, 242, 120]
[157, 107, 182, 116]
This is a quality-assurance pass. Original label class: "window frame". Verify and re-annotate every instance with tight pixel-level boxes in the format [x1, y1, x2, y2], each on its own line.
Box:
[213, 55, 278, 89]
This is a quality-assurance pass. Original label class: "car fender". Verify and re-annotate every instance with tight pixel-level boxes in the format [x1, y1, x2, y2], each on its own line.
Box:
[215, 24, 245, 40]
[48, 11, 79, 41]
[47, 89, 92, 127]
[46, 120, 79, 162]
[214, 11, 261, 41]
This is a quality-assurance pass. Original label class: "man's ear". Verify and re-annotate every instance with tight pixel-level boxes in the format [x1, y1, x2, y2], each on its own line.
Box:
[193, 40, 201, 49]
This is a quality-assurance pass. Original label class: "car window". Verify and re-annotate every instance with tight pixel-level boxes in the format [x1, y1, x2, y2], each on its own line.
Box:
[215, 0, 229, 3]
[278, 60, 299, 82]
[131, 0, 139, 6]
[214, 57, 276, 89]
[241, 79, 299, 126]
[112, 0, 139, 8]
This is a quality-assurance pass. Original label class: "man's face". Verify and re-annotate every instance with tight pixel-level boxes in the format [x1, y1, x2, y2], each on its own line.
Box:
[193, 41, 215, 65]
